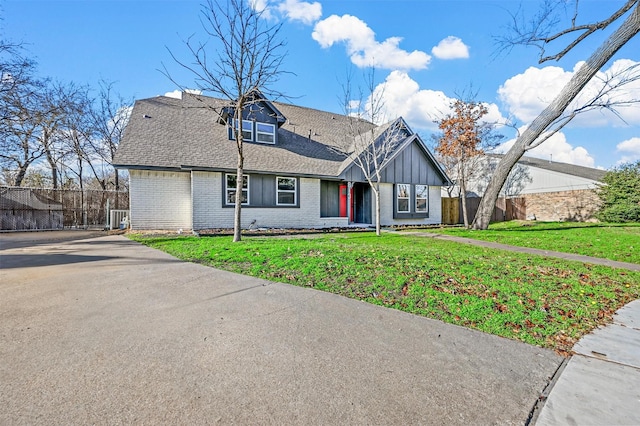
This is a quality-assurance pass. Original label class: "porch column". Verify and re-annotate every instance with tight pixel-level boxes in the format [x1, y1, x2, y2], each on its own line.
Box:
[347, 181, 353, 225]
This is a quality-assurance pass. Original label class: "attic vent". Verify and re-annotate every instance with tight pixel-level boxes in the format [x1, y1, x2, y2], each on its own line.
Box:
[142, 114, 151, 119]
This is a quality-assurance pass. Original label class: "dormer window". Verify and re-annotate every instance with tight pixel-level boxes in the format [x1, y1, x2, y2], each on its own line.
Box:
[256, 122, 276, 144]
[229, 120, 276, 144]
[230, 119, 253, 142]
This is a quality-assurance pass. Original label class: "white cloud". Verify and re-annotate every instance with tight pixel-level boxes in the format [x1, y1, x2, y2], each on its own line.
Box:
[431, 36, 469, 60]
[366, 71, 505, 131]
[250, 0, 274, 19]
[616, 137, 640, 164]
[312, 15, 431, 70]
[164, 90, 183, 99]
[498, 65, 571, 123]
[368, 70, 449, 127]
[498, 59, 640, 127]
[163, 89, 202, 99]
[277, 0, 321, 25]
[496, 128, 596, 167]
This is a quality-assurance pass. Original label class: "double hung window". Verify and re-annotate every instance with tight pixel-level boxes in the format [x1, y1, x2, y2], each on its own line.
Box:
[232, 119, 253, 142]
[415, 185, 429, 212]
[230, 120, 276, 144]
[276, 177, 296, 205]
[256, 123, 276, 144]
[397, 184, 410, 213]
[226, 174, 249, 205]
[394, 183, 429, 218]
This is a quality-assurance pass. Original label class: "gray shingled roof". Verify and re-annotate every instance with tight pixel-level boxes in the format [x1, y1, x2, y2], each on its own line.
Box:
[114, 93, 379, 178]
[488, 154, 607, 182]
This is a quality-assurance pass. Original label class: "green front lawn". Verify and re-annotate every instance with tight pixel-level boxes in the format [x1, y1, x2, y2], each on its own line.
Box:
[414, 221, 640, 264]
[130, 232, 640, 355]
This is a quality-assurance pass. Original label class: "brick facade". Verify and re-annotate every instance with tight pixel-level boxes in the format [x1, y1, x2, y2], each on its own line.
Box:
[129, 171, 445, 230]
[191, 171, 349, 229]
[129, 170, 192, 230]
[524, 189, 601, 222]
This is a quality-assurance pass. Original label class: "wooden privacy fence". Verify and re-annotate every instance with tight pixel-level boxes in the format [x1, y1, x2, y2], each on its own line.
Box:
[441, 197, 526, 225]
[1, 186, 129, 231]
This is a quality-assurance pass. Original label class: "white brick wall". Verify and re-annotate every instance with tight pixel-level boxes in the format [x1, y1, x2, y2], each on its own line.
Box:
[130, 170, 442, 230]
[380, 183, 442, 226]
[129, 170, 192, 230]
[191, 172, 348, 229]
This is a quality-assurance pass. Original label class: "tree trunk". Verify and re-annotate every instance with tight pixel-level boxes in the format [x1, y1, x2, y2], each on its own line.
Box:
[42, 129, 59, 189]
[472, 3, 640, 230]
[233, 105, 244, 242]
[374, 183, 381, 236]
[78, 159, 85, 228]
[460, 190, 469, 228]
[233, 164, 243, 242]
[49, 157, 59, 189]
[14, 164, 28, 187]
[458, 162, 470, 228]
[114, 172, 120, 208]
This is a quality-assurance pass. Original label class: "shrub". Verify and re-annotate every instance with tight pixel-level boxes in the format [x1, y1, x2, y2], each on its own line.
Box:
[597, 161, 640, 223]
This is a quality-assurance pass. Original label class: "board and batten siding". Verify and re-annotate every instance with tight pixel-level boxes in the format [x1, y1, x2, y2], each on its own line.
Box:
[341, 140, 446, 186]
[192, 171, 348, 229]
[129, 170, 192, 230]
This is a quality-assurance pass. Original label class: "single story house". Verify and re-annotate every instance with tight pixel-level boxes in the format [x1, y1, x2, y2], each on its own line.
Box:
[444, 154, 606, 222]
[113, 92, 451, 231]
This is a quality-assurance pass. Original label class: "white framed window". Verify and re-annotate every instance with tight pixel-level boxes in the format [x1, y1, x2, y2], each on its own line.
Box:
[397, 184, 410, 213]
[276, 177, 296, 205]
[231, 119, 253, 142]
[256, 122, 276, 144]
[226, 174, 249, 205]
[415, 184, 429, 212]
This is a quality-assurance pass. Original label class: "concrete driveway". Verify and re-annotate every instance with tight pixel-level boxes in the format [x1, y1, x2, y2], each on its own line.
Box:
[0, 233, 562, 425]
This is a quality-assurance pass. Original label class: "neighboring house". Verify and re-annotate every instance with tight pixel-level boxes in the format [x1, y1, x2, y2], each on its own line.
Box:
[444, 154, 606, 222]
[1, 187, 63, 230]
[113, 92, 451, 231]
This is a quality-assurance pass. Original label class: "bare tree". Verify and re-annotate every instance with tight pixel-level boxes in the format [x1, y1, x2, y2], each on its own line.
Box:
[163, 0, 287, 241]
[38, 81, 85, 189]
[90, 79, 132, 193]
[58, 85, 96, 226]
[433, 98, 502, 228]
[334, 68, 405, 236]
[0, 56, 47, 186]
[473, 0, 640, 230]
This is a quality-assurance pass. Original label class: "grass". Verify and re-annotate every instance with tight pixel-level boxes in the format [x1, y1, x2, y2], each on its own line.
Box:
[411, 221, 640, 264]
[130, 231, 640, 355]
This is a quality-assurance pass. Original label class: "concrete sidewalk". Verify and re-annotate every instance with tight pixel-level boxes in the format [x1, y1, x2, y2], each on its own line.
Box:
[533, 300, 640, 425]
[400, 231, 640, 272]
[395, 229, 640, 425]
[0, 234, 561, 425]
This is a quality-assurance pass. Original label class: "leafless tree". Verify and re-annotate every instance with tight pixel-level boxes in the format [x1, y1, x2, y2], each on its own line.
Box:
[38, 81, 85, 189]
[163, 0, 287, 241]
[333, 68, 405, 236]
[0, 54, 47, 186]
[473, 0, 640, 230]
[89, 80, 132, 193]
[57, 85, 97, 226]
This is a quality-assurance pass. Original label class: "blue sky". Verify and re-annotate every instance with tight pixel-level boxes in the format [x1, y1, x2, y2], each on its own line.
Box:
[3, 0, 639, 169]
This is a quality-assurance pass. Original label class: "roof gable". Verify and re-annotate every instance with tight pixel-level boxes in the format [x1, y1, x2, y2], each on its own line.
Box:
[341, 130, 451, 186]
[114, 93, 449, 185]
[217, 91, 287, 127]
